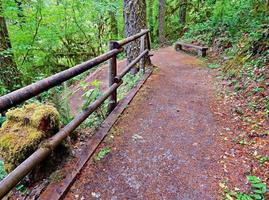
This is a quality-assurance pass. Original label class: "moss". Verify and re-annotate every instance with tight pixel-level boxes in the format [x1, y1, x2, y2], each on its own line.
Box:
[0, 103, 60, 172]
[5, 103, 60, 130]
[49, 170, 65, 183]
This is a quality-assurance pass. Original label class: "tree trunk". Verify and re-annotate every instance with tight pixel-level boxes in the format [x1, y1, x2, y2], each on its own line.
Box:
[148, 0, 154, 42]
[179, 0, 187, 25]
[158, 0, 165, 46]
[124, 0, 151, 73]
[109, 10, 118, 40]
[0, 2, 22, 92]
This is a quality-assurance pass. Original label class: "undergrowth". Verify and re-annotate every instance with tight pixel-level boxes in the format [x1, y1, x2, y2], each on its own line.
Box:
[95, 147, 111, 161]
[79, 70, 144, 128]
[223, 176, 267, 200]
[182, 1, 268, 198]
[0, 160, 7, 181]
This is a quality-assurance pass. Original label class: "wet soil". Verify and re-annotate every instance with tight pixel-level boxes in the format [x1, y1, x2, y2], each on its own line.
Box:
[63, 47, 227, 199]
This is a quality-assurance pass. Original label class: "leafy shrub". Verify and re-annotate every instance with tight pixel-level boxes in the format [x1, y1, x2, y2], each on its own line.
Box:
[208, 63, 221, 69]
[0, 161, 7, 181]
[80, 80, 106, 128]
[95, 147, 111, 161]
[225, 176, 267, 200]
[0, 115, 6, 127]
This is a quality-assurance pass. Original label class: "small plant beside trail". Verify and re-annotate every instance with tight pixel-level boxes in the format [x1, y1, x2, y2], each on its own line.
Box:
[51, 83, 74, 126]
[78, 71, 144, 128]
[0, 160, 7, 181]
[222, 176, 267, 200]
[95, 147, 111, 161]
[0, 115, 6, 127]
[208, 63, 221, 69]
[118, 70, 144, 100]
[79, 79, 106, 128]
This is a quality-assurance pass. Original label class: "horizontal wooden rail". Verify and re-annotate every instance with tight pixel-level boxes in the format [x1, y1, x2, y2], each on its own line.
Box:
[116, 49, 149, 81]
[0, 48, 123, 113]
[117, 29, 149, 47]
[0, 29, 151, 199]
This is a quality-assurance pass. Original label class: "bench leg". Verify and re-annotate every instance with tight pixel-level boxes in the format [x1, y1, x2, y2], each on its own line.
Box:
[198, 49, 207, 57]
[175, 44, 182, 51]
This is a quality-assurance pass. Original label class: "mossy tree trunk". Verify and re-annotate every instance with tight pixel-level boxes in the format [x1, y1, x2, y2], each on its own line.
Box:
[124, 0, 150, 74]
[158, 0, 166, 46]
[0, 2, 22, 92]
[179, 0, 187, 25]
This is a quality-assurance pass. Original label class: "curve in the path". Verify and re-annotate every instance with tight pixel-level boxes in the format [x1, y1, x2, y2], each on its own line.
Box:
[65, 47, 224, 200]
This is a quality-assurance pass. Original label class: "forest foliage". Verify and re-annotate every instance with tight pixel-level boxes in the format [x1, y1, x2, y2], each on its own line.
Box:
[1, 0, 123, 93]
[0, 0, 268, 96]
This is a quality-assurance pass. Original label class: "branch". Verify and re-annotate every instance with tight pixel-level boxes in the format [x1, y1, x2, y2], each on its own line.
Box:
[21, 5, 42, 66]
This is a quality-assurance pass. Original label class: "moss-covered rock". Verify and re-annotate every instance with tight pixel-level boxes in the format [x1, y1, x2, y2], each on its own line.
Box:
[0, 103, 60, 172]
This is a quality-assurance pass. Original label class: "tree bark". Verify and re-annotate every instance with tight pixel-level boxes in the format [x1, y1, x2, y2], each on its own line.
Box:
[124, 0, 151, 73]
[179, 0, 187, 25]
[0, 2, 22, 91]
[158, 0, 165, 46]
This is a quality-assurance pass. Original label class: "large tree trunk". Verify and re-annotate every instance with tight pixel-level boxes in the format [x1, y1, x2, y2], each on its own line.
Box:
[0, 2, 22, 92]
[158, 0, 165, 46]
[179, 0, 187, 25]
[124, 0, 150, 73]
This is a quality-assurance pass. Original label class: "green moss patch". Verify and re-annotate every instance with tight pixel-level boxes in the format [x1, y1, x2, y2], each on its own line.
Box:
[0, 103, 60, 172]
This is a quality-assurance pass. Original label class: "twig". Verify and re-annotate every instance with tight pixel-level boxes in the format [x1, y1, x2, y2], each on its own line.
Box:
[21, 5, 42, 66]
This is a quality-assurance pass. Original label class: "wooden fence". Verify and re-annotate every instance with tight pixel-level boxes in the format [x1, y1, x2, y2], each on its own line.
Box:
[0, 29, 151, 198]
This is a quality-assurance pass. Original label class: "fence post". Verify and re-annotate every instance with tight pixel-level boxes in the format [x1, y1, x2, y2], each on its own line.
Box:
[145, 30, 151, 66]
[146, 32, 151, 51]
[140, 30, 146, 73]
[108, 41, 118, 114]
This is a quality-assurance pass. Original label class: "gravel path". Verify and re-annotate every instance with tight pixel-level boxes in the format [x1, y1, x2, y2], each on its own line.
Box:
[64, 47, 224, 200]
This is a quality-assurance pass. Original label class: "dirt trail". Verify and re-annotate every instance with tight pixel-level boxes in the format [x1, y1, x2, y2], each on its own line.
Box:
[64, 47, 225, 199]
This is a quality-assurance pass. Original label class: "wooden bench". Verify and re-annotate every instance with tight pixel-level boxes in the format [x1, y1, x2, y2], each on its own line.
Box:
[175, 41, 208, 57]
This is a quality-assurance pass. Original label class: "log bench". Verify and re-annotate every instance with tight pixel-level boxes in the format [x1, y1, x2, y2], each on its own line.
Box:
[175, 41, 208, 57]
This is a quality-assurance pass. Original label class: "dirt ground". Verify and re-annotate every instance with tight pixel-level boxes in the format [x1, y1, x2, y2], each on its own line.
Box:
[63, 47, 231, 199]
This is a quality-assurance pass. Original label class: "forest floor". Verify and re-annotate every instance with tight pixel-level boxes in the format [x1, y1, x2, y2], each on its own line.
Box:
[62, 47, 238, 199]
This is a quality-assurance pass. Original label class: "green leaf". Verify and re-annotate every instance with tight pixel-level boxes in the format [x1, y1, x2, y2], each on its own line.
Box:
[247, 176, 261, 184]
[95, 147, 111, 161]
[252, 183, 266, 190]
[253, 189, 265, 194]
[0, 161, 7, 181]
[208, 63, 221, 69]
[250, 194, 263, 200]
[91, 79, 101, 88]
[0, 115, 6, 127]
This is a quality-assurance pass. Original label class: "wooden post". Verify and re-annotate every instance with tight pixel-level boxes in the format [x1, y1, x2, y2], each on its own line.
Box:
[146, 31, 151, 51]
[108, 41, 118, 113]
[140, 30, 146, 73]
[201, 49, 207, 57]
[198, 49, 206, 57]
[175, 43, 182, 51]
